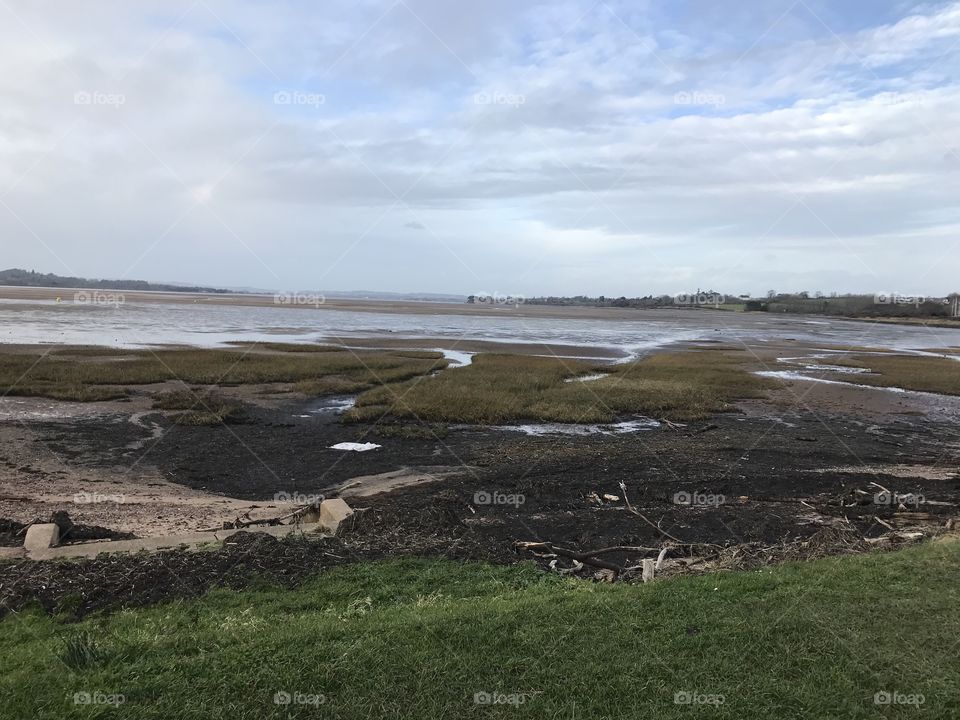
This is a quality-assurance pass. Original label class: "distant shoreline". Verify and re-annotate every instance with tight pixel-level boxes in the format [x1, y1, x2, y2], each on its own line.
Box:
[2, 285, 958, 328]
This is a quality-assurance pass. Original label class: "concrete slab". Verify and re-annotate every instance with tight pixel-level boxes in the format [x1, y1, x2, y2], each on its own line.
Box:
[25, 522, 326, 561]
[24, 523, 59, 552]
[320, 498, 354, 533]
[0, 546, 26, 560]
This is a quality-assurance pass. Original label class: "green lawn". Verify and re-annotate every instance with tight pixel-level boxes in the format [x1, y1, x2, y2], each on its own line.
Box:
[2, 540, 958, 719]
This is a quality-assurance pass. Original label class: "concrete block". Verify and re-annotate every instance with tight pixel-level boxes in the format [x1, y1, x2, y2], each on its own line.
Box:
[24, 523, 60, 552]
[641, 558, 656, 583]
[319, 498, 354, 534]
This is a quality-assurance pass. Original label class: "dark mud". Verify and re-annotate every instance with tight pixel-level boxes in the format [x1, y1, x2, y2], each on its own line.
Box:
[4, 392, 958, 618]
[32, 396, 960, 546]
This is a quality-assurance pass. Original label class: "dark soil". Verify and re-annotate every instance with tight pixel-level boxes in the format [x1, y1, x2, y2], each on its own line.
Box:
[4, 394, 959, 619]
[0, 518, 24, 546]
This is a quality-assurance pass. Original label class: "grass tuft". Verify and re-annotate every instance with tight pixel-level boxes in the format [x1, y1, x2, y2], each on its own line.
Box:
[346, 350, 774, 424]
[832, 354, 960, 395]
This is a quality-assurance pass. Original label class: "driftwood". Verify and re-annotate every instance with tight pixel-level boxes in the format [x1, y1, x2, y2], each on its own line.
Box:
[516, 541, 625, 574]
[198, 501, 323, 532]
[617, 481, 685, 543]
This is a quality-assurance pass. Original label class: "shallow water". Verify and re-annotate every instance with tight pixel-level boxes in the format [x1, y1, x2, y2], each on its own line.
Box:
[3, 298, 960, 357]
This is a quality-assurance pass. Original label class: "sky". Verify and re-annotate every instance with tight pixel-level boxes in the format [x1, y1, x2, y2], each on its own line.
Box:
[0, 0, 958, 298]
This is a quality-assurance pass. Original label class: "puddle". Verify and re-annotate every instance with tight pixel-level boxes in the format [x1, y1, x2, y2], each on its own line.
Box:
[799, 364, 873, 374]
[329, 442, 381, 452]
[309, 397, 356, 414]
[564, 373, 609, 383]
[294, 396, 356, 419]
[755, 370, 955, 400]
[433, 348, 474, 366]
[498, 417, 660, 436]
[756, 370, 900, 390]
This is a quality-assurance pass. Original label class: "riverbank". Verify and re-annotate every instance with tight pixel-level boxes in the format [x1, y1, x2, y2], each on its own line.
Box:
[0, 341, 957, 559]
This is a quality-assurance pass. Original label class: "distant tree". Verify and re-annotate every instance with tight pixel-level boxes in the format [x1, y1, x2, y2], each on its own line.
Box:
[766, 289, 776, 299]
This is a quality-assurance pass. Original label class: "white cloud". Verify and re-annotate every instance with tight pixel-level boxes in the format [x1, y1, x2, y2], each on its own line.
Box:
[0, 0, 959, 295]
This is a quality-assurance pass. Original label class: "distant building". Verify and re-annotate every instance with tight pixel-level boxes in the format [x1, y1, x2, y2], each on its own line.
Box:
[950, 294, 960, 318]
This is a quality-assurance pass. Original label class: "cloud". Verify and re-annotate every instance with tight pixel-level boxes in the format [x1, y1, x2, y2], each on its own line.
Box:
[0, 0, 959, 295]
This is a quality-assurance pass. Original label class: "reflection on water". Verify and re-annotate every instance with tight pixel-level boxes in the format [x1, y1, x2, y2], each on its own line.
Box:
[2, 299, 960, 357]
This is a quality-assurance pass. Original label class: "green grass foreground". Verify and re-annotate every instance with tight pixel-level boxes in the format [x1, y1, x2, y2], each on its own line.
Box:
[2, 541, 959, 719]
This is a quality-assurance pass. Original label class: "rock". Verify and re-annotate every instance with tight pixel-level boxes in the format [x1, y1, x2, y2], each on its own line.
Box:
[24, 523, 60, 552]
[319, 498, 354, 534]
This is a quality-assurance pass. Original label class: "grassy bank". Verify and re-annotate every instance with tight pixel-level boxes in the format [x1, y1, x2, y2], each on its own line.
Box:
[0, 346, 447, 402]
[835, 354, 960, 395]
[347, 350, 775, 423]
[2, 540, 958, 719]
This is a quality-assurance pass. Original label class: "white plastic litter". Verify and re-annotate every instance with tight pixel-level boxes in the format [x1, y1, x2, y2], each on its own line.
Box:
[329, 442, 381, 452]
